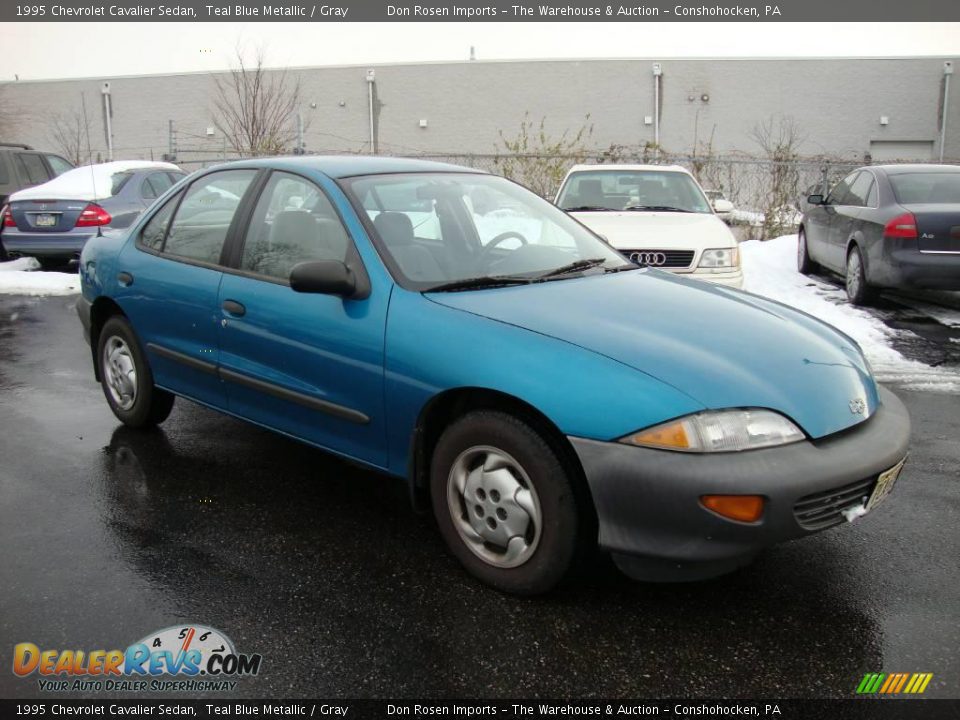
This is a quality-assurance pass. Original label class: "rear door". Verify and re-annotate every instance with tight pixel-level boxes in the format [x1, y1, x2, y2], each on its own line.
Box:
[217, 170, 389, 466]
[114, 168, 259, 409]
[832, 171, 875, 256]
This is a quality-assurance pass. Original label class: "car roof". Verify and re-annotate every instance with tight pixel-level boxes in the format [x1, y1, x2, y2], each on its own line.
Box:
[206, 155, 484, 179]
[566, 164, 692, 175]
[870, 164, 960, 175]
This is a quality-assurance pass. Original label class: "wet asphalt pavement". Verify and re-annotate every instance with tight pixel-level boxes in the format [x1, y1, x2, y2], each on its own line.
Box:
[0, 294, 958, 701]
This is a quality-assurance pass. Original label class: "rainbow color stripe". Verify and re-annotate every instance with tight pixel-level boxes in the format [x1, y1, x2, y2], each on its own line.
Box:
[857, 672, 933, 694]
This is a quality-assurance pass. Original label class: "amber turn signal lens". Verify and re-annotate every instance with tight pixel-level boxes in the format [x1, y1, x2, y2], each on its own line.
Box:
[700, 495, 765, 523]
[623, 420, 692, 450]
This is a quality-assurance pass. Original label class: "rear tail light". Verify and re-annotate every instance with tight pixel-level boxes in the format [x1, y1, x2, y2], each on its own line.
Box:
[883, 212, 918, 239]
[75, 204, 112, 228]
[1, 205, 14, 228]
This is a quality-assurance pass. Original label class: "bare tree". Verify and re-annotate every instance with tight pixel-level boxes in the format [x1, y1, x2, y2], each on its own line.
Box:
[47, 99, 93, 165]
[493, 113, 594, 198]
[751, 115, 805, 239]
[212, 46, 301, 157]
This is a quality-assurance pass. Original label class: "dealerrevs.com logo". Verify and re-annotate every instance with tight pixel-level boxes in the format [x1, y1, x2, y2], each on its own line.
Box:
[13, 625, 262, 692]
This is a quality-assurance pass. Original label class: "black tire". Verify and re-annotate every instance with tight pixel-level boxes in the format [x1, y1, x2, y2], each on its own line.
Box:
[97, 316, 175, 428]
[796, 228, 818, 275]
[430, 410, 585, 595]
[845, 245, 876, 306]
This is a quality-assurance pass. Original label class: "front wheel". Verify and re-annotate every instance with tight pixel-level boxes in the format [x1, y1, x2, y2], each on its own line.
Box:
[98, 316, 175, 428]
[430, 411, 585, 595]
[845, 245, 876, 306]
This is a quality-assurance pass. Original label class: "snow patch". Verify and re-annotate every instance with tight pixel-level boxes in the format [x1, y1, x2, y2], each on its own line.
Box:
[0, 259, 80, 296]
[841, 504, 869, 523]
[741, 234, 960, 392]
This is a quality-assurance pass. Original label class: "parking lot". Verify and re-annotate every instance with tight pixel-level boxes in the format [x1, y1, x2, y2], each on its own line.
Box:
[0, 290, 958, 700]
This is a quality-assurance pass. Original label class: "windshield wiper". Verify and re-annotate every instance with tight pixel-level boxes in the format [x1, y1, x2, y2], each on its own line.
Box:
[563, 205, 614, 212]
[624, 204, 694, 213]
[425, 275, 533, 292]
[535, 258, 607, 280]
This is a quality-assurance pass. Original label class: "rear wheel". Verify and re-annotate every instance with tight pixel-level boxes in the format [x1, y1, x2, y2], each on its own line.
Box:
[430, 410, 584, 595]
[845, 245, 876, 306]
[98, 316, 175, 428]
[797, 228, 818, 275]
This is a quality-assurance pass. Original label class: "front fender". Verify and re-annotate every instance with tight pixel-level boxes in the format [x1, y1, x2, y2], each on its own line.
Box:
[382, 289, 705, 477]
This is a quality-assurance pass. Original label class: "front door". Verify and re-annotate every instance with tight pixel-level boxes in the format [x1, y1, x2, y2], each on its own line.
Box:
[216, 171, 389, 467]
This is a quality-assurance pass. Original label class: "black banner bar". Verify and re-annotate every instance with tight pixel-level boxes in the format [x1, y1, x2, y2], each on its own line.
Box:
[2, 0, 959, 22]
[2, 699, 959, 720]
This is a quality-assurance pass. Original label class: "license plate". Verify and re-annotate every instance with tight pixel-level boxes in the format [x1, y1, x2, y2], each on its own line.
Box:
[34, 213, 56, 227]
[866, 458, 905, 512]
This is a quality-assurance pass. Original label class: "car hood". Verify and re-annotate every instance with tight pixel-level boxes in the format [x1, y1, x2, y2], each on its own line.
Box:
[427, 270, 879, 439]
[570, 210, 735, 249]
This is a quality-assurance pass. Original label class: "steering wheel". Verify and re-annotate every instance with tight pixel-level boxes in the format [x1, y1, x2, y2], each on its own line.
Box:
[478, 231, 528, 266]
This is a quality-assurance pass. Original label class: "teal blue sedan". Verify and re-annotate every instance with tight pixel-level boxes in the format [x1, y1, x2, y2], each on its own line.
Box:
[77, 157, 911, 594]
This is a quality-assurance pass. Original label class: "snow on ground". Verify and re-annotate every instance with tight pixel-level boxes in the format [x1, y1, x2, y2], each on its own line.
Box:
[0, 257, 80, 296]
[741, 234, 960, 392]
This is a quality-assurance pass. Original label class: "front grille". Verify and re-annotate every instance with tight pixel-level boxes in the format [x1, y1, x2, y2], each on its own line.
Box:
[622, 249, 695, 269]
[793, 476, 877, 530]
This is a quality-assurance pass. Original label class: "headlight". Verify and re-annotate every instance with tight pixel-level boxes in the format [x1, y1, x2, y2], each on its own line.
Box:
[698, 247, 739, 268]
[619, 409, 804, 453]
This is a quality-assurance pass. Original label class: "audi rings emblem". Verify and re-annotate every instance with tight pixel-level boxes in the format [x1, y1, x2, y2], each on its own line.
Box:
[630, 251, 667, 266]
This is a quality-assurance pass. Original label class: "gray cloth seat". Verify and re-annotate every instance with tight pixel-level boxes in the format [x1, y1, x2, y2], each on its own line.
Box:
[374, 212, 445, 282]
[247, 210, 350, 279]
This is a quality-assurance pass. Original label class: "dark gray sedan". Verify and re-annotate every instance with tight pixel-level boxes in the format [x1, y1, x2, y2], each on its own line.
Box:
[798, 164, 960, 304]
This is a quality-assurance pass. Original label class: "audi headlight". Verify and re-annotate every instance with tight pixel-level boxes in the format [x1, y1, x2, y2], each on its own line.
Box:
[698, 247, 739, 268]
[619, 409, 804, 453]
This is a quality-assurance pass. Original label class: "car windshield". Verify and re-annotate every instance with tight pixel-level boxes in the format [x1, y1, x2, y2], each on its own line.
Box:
[889, 172, 960, 205]
[342, 172, 632, 291]
[556, 170, 713, 213]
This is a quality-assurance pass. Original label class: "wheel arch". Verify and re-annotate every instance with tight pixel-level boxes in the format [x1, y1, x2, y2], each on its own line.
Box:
[407, 386, 595, 521]
[89, 296, 128, 381]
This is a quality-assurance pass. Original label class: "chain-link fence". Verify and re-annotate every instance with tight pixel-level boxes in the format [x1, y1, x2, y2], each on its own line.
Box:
[172, 150, 949, 240]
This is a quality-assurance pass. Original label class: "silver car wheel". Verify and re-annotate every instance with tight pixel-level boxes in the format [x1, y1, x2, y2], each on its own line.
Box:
[846, 250, 862, 300]
[446, 445, 542, 569]
[103, 336, 138, 411]
[797, 231, 806, 269]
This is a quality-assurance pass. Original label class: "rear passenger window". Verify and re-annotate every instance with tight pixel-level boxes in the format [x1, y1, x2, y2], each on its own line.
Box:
[0, 155, 9, 185]
[240, 172, 352, 281]
[140, 191, 183, 251]
[845, 173, 874, 208]
[141, 172, 175, 200]
[45, 155, 73, 177]
[15, 153, 51, 186]
[163, 170, 256, 264]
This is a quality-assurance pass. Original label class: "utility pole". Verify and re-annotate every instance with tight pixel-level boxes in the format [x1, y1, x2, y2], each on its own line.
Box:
[101, 82, 114, 161]
[940, 61, 953, 163]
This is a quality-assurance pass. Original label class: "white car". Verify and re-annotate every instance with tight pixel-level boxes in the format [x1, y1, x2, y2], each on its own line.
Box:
[555, 164, 743, 287]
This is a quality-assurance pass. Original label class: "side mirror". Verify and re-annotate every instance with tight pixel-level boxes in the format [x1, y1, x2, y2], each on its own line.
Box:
[713, 199, 734, 213]
[807, 194, 824, 205]
[290, 260, 358, 297]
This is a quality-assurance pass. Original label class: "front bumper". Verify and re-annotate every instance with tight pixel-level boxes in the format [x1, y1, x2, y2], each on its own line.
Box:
[569, 386, 910, 581]
[680, 267, 744, 288]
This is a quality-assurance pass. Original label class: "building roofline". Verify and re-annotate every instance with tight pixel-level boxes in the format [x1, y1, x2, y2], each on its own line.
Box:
[3, 54, 956, 85]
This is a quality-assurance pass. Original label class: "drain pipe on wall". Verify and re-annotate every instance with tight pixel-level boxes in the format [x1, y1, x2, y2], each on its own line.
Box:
[652, 63, 662, 159]
[366, 69, 377, 155]
[940, 61, 953, 163]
